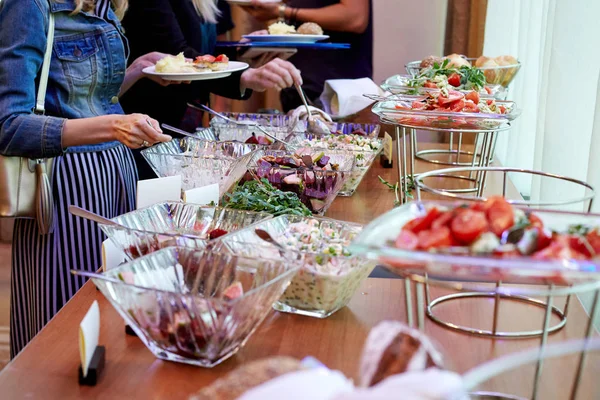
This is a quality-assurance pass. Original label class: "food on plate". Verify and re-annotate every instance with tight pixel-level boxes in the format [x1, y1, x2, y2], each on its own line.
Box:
[297, 22, 324, 35]
[274, 218, 375, 315]
[268, 21, 296, 35]
[419, 55, 443, 69]
[393, 196, 600, 262]
[224, 178, 312, 217]
[445, 53, 471, 68]
[154, 52, 229, 73]
[395, 90, 510, 114]
[408, 58, 489, 94]
[359, 321, 444, 387]
[244, 134, 272, 145]
[189, 357, 304, 400]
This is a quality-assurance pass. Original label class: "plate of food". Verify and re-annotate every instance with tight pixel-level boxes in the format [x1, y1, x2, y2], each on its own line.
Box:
[243, 22, 329, 43]
[142, 53, 249, 81]
[350, 198, 600, 285]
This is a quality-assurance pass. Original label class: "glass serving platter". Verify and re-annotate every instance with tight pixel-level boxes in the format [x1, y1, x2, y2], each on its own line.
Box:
[91, 246, 299, 367]
[99, 202, 272, 259]
[249, 149, 356, 214]
[284, 132, 383, 196]
[381, 74, 506, 100]
[218, 215, 376, 318]
[349, 200, 600, 285]
[405, 58, 522, 88]
[209, 112, 297, 144]
[141, 137, 258, 194]
[372, 99, 521, 131]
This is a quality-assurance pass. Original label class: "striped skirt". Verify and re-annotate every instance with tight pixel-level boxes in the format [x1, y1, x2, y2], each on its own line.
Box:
[10, 145, 137, 358]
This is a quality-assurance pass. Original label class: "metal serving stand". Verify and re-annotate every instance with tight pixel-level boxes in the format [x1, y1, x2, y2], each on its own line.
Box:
[391, 167, 598, 399]
[378, 116, 513, 205]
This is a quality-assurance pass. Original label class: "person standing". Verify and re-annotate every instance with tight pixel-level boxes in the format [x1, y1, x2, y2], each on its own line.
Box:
[240, 0, 373, 112]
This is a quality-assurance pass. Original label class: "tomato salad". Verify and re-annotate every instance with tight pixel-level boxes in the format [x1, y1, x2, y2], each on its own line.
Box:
[395, 197, 600, 262]
[395, 90, 508, 115]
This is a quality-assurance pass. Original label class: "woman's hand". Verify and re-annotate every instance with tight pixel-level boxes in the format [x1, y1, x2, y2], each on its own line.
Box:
[111, 114, 172, 149]
[120, 52, 190, 95]
[240, 58, 302, 92]
[241, 1, 279, 21]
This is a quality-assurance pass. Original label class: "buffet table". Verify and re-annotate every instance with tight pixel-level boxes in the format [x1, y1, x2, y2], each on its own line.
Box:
[0, 144, 597, 400]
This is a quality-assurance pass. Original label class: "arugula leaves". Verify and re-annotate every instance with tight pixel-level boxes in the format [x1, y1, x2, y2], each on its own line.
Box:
[409, 59, 487, 91]
[224, 179, 312, 217]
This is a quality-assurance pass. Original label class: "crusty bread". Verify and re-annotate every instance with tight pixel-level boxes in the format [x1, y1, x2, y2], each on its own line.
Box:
[359, 321, 444, 388]
[189, 357, 303, 400]
[420, 55, 443, 69]
[297, 22, 323, 35]
[445, 54, 471, 68]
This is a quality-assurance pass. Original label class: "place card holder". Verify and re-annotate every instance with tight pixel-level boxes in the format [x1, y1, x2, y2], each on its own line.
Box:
[78, 301, 105, 386]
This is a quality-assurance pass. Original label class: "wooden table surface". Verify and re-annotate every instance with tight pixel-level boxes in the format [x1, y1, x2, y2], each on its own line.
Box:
[0, 142, 598, 400]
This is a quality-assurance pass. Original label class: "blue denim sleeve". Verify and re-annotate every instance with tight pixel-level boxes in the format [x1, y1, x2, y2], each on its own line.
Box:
[0, 0, 65, 159]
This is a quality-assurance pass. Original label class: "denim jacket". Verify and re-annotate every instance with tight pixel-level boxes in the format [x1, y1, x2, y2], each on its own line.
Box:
[0, 0, 128, 158]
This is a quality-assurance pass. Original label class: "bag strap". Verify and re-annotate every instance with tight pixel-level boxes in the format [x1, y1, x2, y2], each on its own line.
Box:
[34, 11, 55, 116]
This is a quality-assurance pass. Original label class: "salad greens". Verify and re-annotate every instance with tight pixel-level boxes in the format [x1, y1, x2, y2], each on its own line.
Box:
[224, 178, 311, 217]
[409, 59, 487, 92]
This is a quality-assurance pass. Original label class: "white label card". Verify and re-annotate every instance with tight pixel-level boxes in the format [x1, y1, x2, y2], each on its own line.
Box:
[383, 131, 393, 160]
[136, 175, 182, 209]
[102, 239, 127, 271]
[183, 183, 220, 206]
[79, 300, 100, 378]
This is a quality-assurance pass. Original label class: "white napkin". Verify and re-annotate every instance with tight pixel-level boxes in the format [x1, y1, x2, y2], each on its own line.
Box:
[320, 78, 386, 118]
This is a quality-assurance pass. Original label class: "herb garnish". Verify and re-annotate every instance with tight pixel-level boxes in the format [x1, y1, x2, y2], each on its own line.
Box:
[223, 179, 311, 217]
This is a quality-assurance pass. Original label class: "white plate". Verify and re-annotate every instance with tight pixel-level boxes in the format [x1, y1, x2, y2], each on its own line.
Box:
[142, 61, 249, 82]
[242, 34, 329, 43]
[227, 0, 279, 4]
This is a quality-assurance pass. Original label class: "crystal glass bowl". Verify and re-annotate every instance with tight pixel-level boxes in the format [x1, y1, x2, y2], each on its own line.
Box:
[249, 149, 356, 214]
[90, 246, 299, 367]
[381, 74, 507, 100]
[219, 215, 376, 318]
[99, 202, 272, 259]
[284, 132, 384, 196]
[209, 112, 295, 144]
[141, 138, 258, 193]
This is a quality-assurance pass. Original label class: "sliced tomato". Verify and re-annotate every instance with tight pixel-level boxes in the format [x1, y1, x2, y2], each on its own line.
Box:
[465, 91, 480, 105]
[527, 213, 543, 228]
[484, 86, 493, 95]
[463, 100, 479, 113]
[423, 81, 437, 88]
[215, 54, 229, 62]
[487, 99, 494, 106]
[438, 90, 464, 105]
[447, 73, 461, 87]
[483, 197, 514, 236]
[411, 101, 428, 110]
[395, 104, 411, 110]
[432, 211, 454, 229]
[499, 105, 507, 114]
[533, 236, 588, 261]
[533, 227, 552, 251]
[586, 230, 600, 255]
[569, 235, 595, 258]
[450, 98, 466, 112]
[450, 209, 488, 244]
[402, 208, 441, 234]
[395, 230, 419, 250]
[196, 55, 216, 63]
[417, 227, 453, 250]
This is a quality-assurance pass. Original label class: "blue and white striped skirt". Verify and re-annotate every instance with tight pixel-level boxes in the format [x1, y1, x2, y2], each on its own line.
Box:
[10, 145, 137, 358]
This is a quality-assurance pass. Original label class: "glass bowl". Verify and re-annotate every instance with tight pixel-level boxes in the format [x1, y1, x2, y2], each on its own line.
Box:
[209, 112, 296, 144]
[219, 215, 377, 318]
[372, 99, 521, 131]
[381, 74, 506, 100]
[350, 200, 600, 286]
[99, 202, 272, 259]
[249, 149, 356, 214]
[141, 137, 259, 194]
[405, 58, 522, 88]
[90, 246, 299, 367]
[284, 132, 383, 196]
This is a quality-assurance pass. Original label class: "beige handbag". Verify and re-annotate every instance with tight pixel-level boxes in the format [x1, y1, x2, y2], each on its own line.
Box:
[0, 11, 55, 234]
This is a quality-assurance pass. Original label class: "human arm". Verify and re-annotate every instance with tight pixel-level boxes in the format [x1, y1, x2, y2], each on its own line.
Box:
[0, 0, 170, 158]
[243, 0, 369, 34]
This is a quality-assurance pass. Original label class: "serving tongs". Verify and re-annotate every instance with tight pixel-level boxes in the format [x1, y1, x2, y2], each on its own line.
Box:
[294, 82, 330, 135]
[195, 103, 292, 147]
